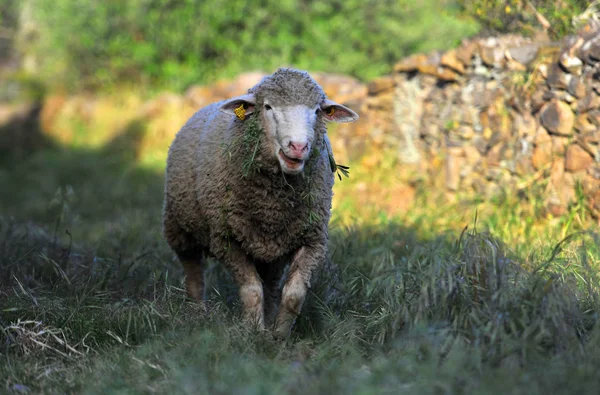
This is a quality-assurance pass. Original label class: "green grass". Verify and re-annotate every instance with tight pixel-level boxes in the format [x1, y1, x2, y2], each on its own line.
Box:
[1, 137, 600, 394]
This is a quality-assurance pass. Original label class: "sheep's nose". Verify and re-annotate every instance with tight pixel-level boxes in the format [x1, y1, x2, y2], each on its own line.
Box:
[287, 141, 309, 158]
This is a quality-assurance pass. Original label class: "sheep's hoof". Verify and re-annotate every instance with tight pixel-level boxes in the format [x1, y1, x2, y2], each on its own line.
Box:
[272, 328, 290, 340]
[272, 318, 294, 339]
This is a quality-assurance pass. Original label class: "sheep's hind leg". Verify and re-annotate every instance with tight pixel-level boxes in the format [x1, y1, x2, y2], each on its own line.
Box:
[163, 213, 206, 303]
[180, 252, 206, 302]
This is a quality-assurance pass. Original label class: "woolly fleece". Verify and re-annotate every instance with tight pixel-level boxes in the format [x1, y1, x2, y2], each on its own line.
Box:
[162, 68, 338, 329]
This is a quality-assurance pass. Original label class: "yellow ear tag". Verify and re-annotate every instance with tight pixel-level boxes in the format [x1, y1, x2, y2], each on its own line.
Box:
[326, 107, 335, 116]
[234, 103, 246, 120]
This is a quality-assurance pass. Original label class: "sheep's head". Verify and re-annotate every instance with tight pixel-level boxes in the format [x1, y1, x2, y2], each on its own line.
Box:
[219, 68, 358, 175]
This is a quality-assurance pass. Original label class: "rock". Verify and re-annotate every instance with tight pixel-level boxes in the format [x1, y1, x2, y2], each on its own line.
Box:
[473, 136, 488, 154]
[559, 36, 584, 74]
[487, 143, 506, 167]
[441, 50, 465, 74]
[446, 147, 464, 191]
[552, 90, 576, 103]
[546, 63, 570, 90]
[537, 64, 549, 80]
[394, 54, 429, 72]
[367, 76, 396, 95]
[588, 164, 600, 180]
[575, 113, 597, 134]
[559, 53, 583, 73]
[583, 130, 600, 145]
[542, 89, 556, 101]
[479, 44, 505, 67]
[579, 30, 600, 64]
[437, 68, 460, 81]
[565, 144, 594, 172]
[313, 72, 368, 103]
[540, 100, 575, 135]
[508, 44, 540, 67]
[513, 113, 538, 138]
[184, 85, 212, 108]
[515, 138, 533, 157]
[530, 89, 548, 113]
[581, 174, 600, 203]
[234, 72, 267, 92]
[532, 127, 553, 169]
[559, 172, 577, 204]
[588, 109, 600, 127]
[567, 76, 587, 98]
[365, 92, 395, 111]
[577, 91, 600, 112]
[547, 160, 576, 210]
[547, 200, 567, 216]
[532, 142, 553, 169]
[456, 125, 474, 140]
[579, 112, 600, 143]
[138, 92, 184, 119]
[516, 156, 535, 175]
[534, 126, 552, 144]
[551, 136, 568, 156]
[456, 41, 478, 66]
[463, 145, 482, 165]
[486, 167, 503, 181]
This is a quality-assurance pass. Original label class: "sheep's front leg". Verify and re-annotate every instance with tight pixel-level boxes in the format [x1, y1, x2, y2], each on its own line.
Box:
[222, 243, 265, 329]
[274, 245, 324, 338]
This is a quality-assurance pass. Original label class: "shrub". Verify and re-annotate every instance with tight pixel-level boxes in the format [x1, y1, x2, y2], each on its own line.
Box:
[458, 0, 592, 39]
[21, 0, 479, 91]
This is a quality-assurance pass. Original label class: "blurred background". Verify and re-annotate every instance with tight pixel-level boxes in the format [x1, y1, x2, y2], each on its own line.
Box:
[0, 0, 592, 219]
[0, 0, 588, 92]
[3, 1, 600, 392]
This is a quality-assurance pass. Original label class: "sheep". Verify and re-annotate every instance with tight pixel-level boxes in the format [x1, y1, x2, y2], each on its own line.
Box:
[162, 68, 359, 337]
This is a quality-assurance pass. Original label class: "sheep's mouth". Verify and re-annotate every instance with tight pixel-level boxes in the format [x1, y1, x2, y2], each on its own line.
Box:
[278, 149, 304, 170]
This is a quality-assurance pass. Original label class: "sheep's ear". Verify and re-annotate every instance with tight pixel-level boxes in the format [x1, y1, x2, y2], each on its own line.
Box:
[219, 94, 256, 120]
[320, 99, 359, 123]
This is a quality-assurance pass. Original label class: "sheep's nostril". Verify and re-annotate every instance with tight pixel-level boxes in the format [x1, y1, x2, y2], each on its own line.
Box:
[288, 141, 308, 156]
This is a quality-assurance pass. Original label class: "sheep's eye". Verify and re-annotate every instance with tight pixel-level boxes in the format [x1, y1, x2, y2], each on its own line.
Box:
[264, 104, 272, 111]
[326, 107, 335, 116]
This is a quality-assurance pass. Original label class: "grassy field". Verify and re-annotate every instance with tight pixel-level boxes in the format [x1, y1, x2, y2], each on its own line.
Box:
[1, 125, 600, 394]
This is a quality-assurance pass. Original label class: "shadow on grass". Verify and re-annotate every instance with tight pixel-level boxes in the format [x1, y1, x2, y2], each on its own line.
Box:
[1, 105, 600, 393]
[0, 106, 173, 297]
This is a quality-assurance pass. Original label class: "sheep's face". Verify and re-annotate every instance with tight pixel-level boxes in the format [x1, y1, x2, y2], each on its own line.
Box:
[261, 102, 318, 175]
[220, 95, 359, 176]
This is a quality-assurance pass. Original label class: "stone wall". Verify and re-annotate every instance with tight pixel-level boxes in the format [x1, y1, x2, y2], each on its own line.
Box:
[339, 24, 600, 216]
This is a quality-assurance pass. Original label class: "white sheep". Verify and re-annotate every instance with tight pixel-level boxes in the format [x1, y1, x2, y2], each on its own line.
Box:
[162, 68, 358, 337]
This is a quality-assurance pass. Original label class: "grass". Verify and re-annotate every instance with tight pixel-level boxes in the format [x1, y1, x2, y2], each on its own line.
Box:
[1, 126, 600, 393]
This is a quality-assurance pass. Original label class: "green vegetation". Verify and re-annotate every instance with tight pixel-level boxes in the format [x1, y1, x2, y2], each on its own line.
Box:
[3, 0, 595, 94]
[460, 0, 593, 39]
[1, 129, 600, 393]
[10, 0, 478, 92]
